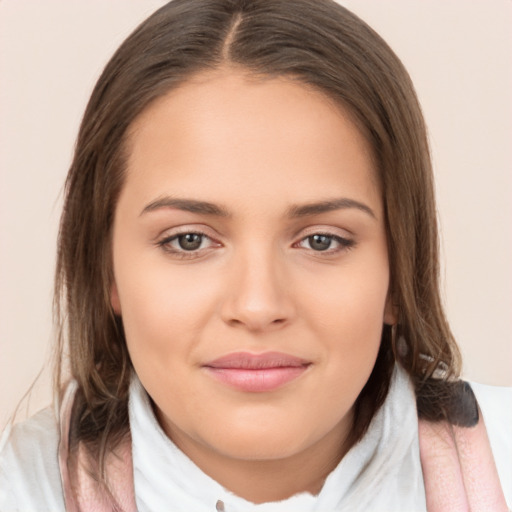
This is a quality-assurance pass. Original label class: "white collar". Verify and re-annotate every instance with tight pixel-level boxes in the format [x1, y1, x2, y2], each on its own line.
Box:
[128, 365, 426, 511]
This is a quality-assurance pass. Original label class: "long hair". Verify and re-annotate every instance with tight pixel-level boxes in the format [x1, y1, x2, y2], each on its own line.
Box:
[55, 0, 461, 476]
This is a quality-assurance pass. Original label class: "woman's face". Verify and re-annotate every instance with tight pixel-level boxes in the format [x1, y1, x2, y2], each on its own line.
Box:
[111, 69, 394, 467]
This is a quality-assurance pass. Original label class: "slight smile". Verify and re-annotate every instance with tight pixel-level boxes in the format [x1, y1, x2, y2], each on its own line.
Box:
[202, 352, 312, 393]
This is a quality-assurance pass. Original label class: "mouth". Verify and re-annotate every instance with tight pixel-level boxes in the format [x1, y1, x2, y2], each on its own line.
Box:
[202, 351, 311, 393]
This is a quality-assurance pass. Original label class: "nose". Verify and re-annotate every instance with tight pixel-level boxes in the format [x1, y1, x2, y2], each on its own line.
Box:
[220, 247, 295, 332]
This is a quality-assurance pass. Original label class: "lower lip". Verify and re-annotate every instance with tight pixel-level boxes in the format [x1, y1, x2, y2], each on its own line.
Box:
[203, 366, 309, 392]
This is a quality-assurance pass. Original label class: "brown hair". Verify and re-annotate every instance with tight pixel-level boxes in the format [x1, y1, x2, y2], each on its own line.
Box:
[55, 0, 461, 476]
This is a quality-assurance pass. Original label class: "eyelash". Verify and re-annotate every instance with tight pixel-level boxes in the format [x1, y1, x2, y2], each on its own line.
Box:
[156, 230, 355, 260]
[156, 231, 219, 259]
[295, 233, 355, 254]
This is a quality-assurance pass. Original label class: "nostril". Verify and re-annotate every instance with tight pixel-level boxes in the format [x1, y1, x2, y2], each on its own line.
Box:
[225, 315, 288, 332]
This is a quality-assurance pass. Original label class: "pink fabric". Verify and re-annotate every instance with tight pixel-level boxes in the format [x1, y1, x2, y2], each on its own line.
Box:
[58, 384, 136, 512]
[419, 411, 509, 512]
[58, 383, 508, 511]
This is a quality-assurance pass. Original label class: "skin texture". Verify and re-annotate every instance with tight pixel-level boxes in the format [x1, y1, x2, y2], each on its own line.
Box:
[110, 68, 395, 503]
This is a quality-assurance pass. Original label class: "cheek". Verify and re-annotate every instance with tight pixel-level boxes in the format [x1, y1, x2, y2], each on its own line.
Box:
[114, 257, 221, 368]
[299, 254, 390, 382]
[118, 270, 209, 421]
[299, 256, 390, 337]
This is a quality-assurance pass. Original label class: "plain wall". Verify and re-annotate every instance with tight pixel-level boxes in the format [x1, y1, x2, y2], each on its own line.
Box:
[1, 0, 511, 425]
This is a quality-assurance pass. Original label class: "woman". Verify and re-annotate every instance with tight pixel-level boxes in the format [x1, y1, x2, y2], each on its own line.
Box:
[1, 1, 510, 510]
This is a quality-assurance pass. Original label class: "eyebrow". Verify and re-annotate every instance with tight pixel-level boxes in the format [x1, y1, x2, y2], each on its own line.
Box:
[140, 197, 231, 217]
[140, 196, 375, 219]
[286, 198, 376, 219]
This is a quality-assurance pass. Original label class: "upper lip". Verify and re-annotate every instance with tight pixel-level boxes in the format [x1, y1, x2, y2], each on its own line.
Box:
[203, 351, 310, 369]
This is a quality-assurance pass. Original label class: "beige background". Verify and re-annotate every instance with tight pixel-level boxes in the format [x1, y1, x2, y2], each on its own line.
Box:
[1, 1, 511, 426]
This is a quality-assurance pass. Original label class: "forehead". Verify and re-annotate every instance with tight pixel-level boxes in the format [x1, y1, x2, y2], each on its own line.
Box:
[122, 69, 381, 217]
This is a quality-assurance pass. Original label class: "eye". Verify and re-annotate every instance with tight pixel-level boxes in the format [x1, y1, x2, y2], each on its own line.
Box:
[297, 233, 354, 253]
[157, 231, 219, 258]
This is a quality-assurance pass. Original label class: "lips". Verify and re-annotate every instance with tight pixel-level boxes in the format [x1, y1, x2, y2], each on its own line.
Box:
[202, 352, 311, 392]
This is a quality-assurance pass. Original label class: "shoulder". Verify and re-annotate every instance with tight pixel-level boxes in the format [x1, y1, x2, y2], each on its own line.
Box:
[0, 406, 65, 511]
[471, 381, 512, 506]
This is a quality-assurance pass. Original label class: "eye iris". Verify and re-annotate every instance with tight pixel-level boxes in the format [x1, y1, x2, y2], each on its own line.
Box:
[178, 233, 202, 251]
[309, 234, 332, 251]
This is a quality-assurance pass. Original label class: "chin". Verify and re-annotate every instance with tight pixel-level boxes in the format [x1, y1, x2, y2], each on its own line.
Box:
[198, 409, 327, 461]
[210, 430, 311, 461]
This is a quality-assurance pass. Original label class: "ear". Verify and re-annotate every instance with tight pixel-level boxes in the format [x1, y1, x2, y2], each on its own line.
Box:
[110, 281, 122, 315]
[383, 294, 397, 326]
